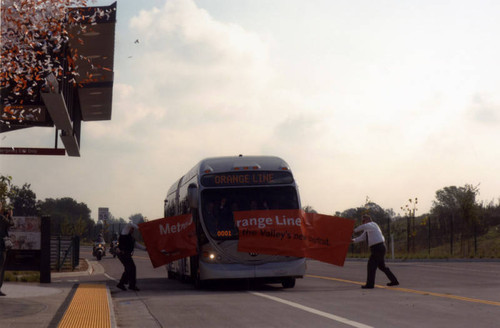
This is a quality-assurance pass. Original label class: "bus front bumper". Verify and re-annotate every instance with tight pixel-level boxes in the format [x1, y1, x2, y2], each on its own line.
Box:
[199, 258, 306, 281]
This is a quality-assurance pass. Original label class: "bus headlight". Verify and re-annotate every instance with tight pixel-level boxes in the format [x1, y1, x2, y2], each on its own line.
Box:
[202, 251, 218, 262]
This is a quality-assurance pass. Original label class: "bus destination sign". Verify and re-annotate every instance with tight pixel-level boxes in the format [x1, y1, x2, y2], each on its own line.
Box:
[201, 171, 293, 187]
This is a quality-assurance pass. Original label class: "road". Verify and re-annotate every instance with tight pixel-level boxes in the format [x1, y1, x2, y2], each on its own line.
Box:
[71, 247, 500, 328]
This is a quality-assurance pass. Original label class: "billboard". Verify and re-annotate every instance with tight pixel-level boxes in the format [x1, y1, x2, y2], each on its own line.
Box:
[9, 216, 42, 250]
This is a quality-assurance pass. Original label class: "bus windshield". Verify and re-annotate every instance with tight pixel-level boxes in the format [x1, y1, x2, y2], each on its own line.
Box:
[201, 186, 299, 240]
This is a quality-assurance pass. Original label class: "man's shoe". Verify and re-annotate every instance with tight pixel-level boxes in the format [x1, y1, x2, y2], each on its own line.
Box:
[0, 291, 6, 296]
[116, 284, 127, 291]
[129, 286, 140, 291]
[361, 285, 374, 289]
[387, 282, 399, 287]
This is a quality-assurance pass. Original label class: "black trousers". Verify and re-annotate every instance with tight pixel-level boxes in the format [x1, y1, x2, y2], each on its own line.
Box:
[0, 250, 6, 290]
[118, 252, 137, 288]
[366, 243, 398, 287]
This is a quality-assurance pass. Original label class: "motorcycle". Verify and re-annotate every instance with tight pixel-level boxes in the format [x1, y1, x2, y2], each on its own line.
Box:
[110, 240, 119, 258]
[93, 241, 106, 261]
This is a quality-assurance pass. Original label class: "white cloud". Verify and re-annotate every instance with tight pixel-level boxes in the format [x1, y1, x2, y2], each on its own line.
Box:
[468, 94, 500, 125]
[81, 0, 279, 218]
[127, 0, 271, 115]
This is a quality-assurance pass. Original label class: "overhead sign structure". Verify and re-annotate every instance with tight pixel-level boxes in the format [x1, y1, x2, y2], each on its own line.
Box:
[0, 147, 65, 156]
[0, 2, 117, 156]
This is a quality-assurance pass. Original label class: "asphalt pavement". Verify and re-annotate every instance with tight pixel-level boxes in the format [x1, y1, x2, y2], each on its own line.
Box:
[2, 258, 499, 328]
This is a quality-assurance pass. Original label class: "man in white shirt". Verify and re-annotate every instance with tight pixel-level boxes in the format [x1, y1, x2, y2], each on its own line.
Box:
[352, 214, 399, 289]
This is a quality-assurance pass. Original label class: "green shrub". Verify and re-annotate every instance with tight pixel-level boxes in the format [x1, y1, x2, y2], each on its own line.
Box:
[4, 271, 40, 282]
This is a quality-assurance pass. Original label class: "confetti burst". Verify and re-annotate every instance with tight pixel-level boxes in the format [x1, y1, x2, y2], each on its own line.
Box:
[0, 0, 115, 123]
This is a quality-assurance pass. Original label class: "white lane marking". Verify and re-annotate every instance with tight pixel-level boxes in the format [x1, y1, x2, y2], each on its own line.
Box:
[250, 292, 373, 328]
[105, 273, 119, 282]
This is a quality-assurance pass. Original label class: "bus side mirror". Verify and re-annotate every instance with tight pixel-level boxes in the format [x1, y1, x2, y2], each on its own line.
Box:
[188, 184, 198, 209]
[163, 199, 168, 217]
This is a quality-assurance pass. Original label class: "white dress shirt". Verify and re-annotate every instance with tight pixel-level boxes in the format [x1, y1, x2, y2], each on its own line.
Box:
[352, 222, 385, 247]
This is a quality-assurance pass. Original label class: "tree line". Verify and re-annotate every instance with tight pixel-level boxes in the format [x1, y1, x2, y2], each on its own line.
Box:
[3, 174, 500, 257]
[0, 175, 144, 243]
[327, 184, 500, 258]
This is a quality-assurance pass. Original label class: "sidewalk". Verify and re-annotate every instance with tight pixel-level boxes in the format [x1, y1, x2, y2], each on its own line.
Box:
[0, 282, 74, 328]
[0, 260, 115, 328]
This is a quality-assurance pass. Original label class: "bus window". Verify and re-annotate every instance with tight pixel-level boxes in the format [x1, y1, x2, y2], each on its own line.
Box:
[200, 186, 299, 240]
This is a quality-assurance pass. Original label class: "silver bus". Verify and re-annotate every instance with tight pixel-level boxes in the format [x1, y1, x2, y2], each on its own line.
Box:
[164, 155, 306, 288]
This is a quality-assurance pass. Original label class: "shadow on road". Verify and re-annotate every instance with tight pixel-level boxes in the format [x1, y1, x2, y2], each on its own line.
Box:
[108, 277, 291, 298]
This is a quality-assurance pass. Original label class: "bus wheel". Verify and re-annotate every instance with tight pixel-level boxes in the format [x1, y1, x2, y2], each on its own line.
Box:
[282, 277, 295, 288]
[194, 277, 204, 289]
[194, 272, 205, 289]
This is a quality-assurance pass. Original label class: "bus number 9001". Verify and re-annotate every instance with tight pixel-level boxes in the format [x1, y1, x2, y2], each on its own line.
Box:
[217, 230, 232, 237]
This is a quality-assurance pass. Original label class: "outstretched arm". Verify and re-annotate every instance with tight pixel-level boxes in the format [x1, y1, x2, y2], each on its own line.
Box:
[135, 241, 146, 251]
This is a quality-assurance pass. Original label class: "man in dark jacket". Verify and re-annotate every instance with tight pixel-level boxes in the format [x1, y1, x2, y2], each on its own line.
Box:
[116, 222, 146, 291]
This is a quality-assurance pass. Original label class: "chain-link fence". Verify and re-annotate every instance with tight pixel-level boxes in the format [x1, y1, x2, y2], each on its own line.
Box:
[348, 215, 499, 259]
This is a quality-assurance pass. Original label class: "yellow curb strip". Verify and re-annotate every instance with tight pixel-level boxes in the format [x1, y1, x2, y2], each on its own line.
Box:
[58, 283, 111, 328]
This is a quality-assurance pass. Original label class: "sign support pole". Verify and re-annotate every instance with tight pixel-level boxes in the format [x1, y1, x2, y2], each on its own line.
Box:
[40, 216, 51, 283]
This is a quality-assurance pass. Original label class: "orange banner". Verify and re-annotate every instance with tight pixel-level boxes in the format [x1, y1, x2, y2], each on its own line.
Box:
[234, 210, 354, 266]
[139, 214, 197, 268]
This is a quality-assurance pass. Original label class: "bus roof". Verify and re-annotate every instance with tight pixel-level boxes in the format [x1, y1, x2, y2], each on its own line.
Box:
[197, 155, 291, 174]
[166, 155, 293, 198]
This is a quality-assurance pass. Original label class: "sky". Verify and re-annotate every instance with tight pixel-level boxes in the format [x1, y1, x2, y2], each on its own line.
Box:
[1, 0, 500, 221]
